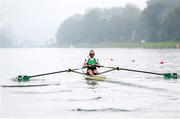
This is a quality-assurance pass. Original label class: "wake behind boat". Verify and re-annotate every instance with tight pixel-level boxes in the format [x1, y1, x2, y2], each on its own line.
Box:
[1, 81, 60, 88]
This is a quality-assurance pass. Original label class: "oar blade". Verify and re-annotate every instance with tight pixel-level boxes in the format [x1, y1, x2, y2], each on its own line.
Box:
[172, 73, 178, 79]
[18, 75, 31, 82]
[164, 73, 178, 79]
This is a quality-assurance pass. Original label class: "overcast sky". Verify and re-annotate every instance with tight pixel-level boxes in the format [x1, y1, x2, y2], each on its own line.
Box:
[1, 0, 148, 43]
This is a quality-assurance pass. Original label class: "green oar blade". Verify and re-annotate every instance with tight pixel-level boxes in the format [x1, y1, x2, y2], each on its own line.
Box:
[172, 73, 178, 79]
[164, 73, 178, 79]
[18, 75, 31, 82]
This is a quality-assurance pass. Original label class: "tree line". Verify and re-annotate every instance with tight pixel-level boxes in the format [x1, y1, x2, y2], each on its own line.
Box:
[0, 28, 14, 48]
[56, 0, 180, 45]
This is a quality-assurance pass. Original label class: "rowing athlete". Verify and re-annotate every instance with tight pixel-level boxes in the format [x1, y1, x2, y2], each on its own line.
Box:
[83, 50, 100, 75]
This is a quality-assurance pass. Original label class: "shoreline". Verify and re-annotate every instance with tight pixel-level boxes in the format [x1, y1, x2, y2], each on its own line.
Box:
[1, 41, 180, 48]
[57, 41, 180, 48]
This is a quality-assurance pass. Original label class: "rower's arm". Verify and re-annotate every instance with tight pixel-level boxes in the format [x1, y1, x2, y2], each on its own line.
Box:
[83, 59, 88, 68]
[96, 59, 100, 67]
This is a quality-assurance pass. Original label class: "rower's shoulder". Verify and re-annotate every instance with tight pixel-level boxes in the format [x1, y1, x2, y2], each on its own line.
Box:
[85, 57, 98, 60]
[84, 56, 89, 62]
[95, 57, 99, 60]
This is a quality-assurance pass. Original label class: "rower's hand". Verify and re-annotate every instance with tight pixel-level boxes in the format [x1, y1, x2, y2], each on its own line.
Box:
[89, 65, 100, 68]
[88, 65, 94, 68]
[93, 64, 100, 68]
[83, 65, 89, 68]
[83, 65, 100, 68]
[83, 65, 93, 68]
[96, 65, 100, 68]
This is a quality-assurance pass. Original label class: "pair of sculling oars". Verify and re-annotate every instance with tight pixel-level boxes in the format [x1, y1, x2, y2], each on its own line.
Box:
[17, 65, 178, 82]
[98, 66, 178, 79]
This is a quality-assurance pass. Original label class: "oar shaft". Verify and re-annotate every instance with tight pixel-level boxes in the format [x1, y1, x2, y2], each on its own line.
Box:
[30, 67, 84, 78]
[30, 70, 68, 78]
[119, 68, 163, 75]
[100, 65, 163, 76]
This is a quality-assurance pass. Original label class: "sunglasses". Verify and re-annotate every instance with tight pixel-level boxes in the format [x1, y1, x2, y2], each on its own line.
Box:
[90, 54, 94, 55]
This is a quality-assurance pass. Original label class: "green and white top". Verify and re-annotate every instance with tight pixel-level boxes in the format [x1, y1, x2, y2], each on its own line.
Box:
[85, 57, 99, 65]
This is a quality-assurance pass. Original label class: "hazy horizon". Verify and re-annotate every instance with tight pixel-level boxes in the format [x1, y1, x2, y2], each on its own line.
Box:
[1, 0, 147, 44]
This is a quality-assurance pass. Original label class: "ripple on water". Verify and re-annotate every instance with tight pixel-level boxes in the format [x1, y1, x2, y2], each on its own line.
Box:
[104, 80, 165, 91]
[67, 96, 102, 102]
[10, 89, 72, 94]
[1, 83, 60, 88]
[71, 108, 135, 112]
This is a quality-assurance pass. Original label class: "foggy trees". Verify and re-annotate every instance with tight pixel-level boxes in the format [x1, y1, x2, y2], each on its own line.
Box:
[56, 0, 180, 45]
[56, 4, 141, 45]
[141, 0, 180, 41]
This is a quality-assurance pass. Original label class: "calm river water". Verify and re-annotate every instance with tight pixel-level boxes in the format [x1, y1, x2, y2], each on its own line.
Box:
[0, 48, 180, 119]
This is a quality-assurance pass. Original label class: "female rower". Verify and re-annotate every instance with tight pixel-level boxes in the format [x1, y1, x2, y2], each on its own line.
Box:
[83, 50, 100, 75]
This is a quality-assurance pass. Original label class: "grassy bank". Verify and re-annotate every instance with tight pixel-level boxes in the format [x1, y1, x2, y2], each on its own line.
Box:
[67, 41, 180, 48]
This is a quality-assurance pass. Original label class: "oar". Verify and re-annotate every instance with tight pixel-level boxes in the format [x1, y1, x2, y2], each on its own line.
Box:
[99, 66, 178, 79]
[18, 67, 84, 82]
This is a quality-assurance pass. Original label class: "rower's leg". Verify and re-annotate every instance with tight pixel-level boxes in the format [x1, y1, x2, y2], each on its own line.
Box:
[87, 69, 93, 75]
[93, 69, 98, 75]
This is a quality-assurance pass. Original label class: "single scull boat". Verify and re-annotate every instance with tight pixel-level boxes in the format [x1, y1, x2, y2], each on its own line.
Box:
[84, 75, 107, 81]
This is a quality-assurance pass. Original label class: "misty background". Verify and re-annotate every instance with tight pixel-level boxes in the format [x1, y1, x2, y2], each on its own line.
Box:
[0, 0, 180, 48]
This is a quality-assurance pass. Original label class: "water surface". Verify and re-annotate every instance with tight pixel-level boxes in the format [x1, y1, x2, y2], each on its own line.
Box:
[0, 48, 180, 119]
